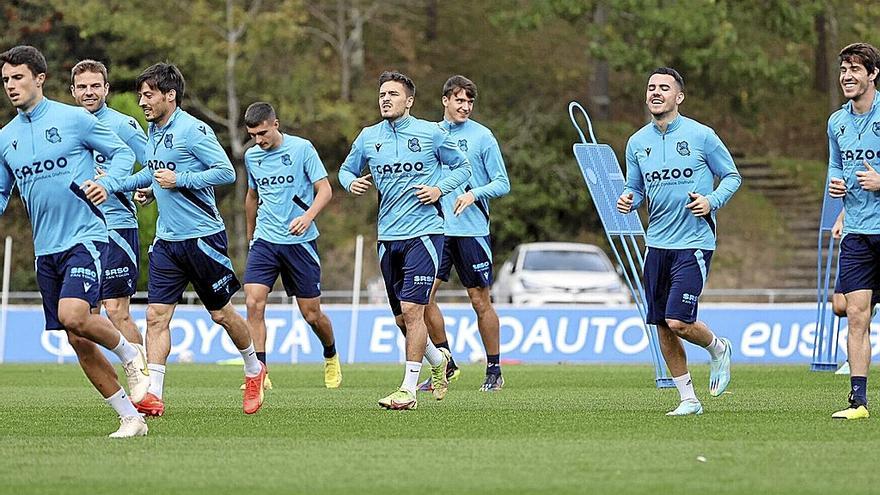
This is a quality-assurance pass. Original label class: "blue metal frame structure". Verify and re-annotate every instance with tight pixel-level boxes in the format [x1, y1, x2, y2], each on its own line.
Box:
[569, 101, 674, 388]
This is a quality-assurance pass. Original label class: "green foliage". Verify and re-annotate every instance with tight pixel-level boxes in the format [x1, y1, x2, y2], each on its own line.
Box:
[4, 0, 880, 290]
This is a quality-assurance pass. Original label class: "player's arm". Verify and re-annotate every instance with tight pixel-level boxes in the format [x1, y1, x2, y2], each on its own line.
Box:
[429, 129, 471, 202]
[701, 131, 742, 211]
[291, 179, 331, 236]
[84, 116, 136, 180]
[122, 119, 148, 165]
[469, 135, 510, 200]
[290, 144, 332, 235]
[339, 132, 371, 195]
[0, 157, 14, 216]
[80, 115, 142, 203]
[246, 186, 258, 244]
[832, 208, 845, 239]
[172, 127, 235, 189]
[827, 120, 846, 198]
[619, 139, 645, 214]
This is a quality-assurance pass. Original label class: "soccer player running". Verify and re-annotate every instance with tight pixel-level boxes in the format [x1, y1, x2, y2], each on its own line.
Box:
[826, 43, 880, 420]
[0, 46, 149, 437]
[617, 67, 740, 416]
[339, 71, 471, 410]
[421, 75, 510, 392]
[70, 59, 146, 350]
[242, 102, 342, 389]
[84, 63, 266, 415]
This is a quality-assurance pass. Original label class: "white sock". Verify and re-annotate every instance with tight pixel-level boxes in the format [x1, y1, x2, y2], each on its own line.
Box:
[147, 364, 166, 399]
[239, 342, 262, 377]
[401, 361, 422, 394]
[424, 341, 443, 366]
[110, 334, 138, 363]
[705, 336, 726, 360]
[673, 373, 698, 402]
[105, 387, 140, 418]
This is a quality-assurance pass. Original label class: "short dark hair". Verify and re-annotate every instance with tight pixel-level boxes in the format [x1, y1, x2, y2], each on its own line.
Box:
[0, 45, 48, 77]
[244, 102, 277, 128]
[840, 43, 880, 87]
[71, 59, 108, 85]
[442, 75, 478, 99]
[378, 71, 415, 97]
[136, 63, 186, 102]
[650, 67, 685, 91]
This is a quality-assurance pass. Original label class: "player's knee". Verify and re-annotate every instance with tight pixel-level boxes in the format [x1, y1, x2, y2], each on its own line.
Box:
[246, 295, 266, 316]
[470, 293, 493, 315]
[146, 306, 171, 333]
[59, 308, 89, 334]
[832, 295, 847, 317]
[664, 318, 690, 336]
[104, 304, 131, 326]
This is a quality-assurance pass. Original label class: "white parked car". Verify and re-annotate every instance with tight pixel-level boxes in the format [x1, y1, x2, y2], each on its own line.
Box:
[493, 242, 630, 305]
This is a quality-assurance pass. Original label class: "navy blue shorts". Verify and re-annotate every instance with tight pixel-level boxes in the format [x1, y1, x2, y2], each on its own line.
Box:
[148, 231, 241, 311]
[378, 234, 444, 315]
[644, 247, 713, 325]
[101, 228, 139, 300]
[36, 241, 106, 331]
[838, 234, 880, 295]
[437, 235, 493, 288]
[244, 239, 322, 298]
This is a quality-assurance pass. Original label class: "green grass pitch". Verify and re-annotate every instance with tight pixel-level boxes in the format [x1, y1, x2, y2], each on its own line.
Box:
[0, 363, 878, 494]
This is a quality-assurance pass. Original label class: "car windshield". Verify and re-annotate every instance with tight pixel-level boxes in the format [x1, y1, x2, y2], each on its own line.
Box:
[522, 250, 609, 272]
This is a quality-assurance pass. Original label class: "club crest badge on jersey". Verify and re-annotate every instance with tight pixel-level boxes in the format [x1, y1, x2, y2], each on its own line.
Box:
[281, 154, 292, 167]
[676, 141, 690, 156]
[164, 134, 174, 149]
[408, 138, 421, 152]
[458, 139, 468, 152]
[45, 127, 61, 144]
[873, 122, 880, 137]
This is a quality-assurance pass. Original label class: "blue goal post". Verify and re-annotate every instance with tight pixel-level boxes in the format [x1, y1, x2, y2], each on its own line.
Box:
[568, 101, 674, 389]
[812, 175, 844, 371]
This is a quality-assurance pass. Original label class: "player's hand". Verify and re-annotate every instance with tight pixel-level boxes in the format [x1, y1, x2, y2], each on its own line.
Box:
[829, 177, 846, 198]
[288, 215, 313, 236]
[134, 187, 155, 206]
[856, 160, 880, 191]
[685, 192, 711, 216]
[349, 174, 372, 195]
[831, 216, 844, 239]
[453, 191, 476, 215]
[414, 185, 442, 204]
[81, 180, 108, 205]
[154, 169, 177, 189]
[616, 192, 634, 214]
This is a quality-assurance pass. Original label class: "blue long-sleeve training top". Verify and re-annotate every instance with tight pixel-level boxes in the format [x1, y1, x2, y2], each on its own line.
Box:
[99, 107, 234, 241]
[338, 115, 471, 241]
[827, 90, 880, 235]
[437, 118, 509, 237]
[92, 104, 147, 230]
[0, 97, 135, 255]
[622, 115, 741, 250]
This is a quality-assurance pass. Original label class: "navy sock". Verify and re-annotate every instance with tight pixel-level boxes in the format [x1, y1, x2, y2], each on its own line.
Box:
[323, 343, 337, 359]
[851, 376, 868, 406]
[486, 354, 501, 375]
[436, 340, 457, 369]
[255, 351, 266, 365]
